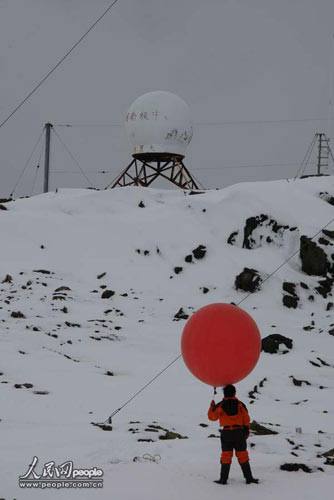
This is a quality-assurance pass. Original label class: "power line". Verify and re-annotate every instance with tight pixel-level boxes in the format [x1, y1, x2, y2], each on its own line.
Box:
[52, 128, 94, 188]
[0, 0, 121, 132]
[97, 210, 334, 426]
[193, 162, 316, 171]
[54, 117, 333, 129]
[9, 127, 45, 197]
[294, 134, 318, 180]
[49, 161, 317, 176]
[29, 135, 45, 197]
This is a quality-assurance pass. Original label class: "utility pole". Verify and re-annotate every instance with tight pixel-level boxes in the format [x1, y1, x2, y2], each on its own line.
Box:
[44, 122, 53, 193]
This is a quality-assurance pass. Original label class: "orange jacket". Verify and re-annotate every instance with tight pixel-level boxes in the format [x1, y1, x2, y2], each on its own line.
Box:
[208, 397, 250, 428]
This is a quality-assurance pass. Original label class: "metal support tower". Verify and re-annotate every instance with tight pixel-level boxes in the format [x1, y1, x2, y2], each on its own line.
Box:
[43, 122, 53, 193]
[107, 153, 202, 190]
[316, 133, 330, 175]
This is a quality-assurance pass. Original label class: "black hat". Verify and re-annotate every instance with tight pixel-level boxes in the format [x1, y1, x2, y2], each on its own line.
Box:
[223, 385, 236, 397]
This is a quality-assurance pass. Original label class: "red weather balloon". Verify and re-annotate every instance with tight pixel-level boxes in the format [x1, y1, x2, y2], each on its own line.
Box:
[181, 303, 261, 387]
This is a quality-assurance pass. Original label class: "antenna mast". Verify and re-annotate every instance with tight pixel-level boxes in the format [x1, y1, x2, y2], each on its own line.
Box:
[43, 122, 53, 193]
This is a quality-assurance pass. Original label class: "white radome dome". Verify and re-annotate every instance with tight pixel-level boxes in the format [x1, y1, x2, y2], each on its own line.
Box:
[125, 91, 193, 157]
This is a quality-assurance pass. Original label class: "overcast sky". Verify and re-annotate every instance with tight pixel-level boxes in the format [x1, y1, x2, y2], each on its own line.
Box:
[0, 0, 334, 197]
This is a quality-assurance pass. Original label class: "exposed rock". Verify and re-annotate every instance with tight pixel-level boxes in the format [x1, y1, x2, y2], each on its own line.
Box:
[54, 286, 71, 292]
[320, 448, 334, 466]
[227, 231, 238, 245]
[159, 430, 188, 440]
[2, 274, 12, 283]
[238, 214, 293, 249]
[91, 422, 113, 431]
[0, 204, 7, 211]
[97, 272, 106, 280]
[323, 229, 334, 239]
[101, 290, 115, 299]
[290, 376, 311, 387]
[283, 295, 299, 309]
[319, 237, 330, 246]
[280, 463, 312, 473]
[250, 421, 278, 435]
[300, 282, 309, 289]
[243, 215, 268, 249]
[135, 249, 150, 256]
[174, 267, 183, 274]
[14, 383, 33, 389]
[11, 311, 26, 319]
[174, 308, 189, 320]
[326, 302, 334, 311]
[200, 287, 209, 294]
[184, 254, 193, 263]
[33, 269, 53, 274]
[283, 282, 297, 296]
[248, 385, 259, 400]
[320, 191, 334, 206]
[52, 295, 66, 301]
[192, 245, 206, 259]
[262, 334, 293, 354]
[65, 321, 80, 328]
[300, 236, 329, 276]
[138, 201, 145, 208]
[316, 277, 334, 298]
[235, 268, 262, 293]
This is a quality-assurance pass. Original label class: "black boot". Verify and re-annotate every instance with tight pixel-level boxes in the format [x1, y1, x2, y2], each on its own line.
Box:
[214, 463, 231, 484]
[240, 461, 259, 484]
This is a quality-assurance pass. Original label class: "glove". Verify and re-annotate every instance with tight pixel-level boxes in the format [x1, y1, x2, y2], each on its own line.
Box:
[243, 426, 250, 439]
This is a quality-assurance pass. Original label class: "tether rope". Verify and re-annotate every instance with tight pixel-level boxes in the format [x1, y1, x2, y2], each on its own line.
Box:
[97, 209, 334, 426]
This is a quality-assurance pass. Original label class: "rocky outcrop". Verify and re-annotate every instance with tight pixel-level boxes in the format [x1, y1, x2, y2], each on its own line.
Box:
[243, 215, 268, 249]
[323, 229, 334, 239]
[282, 282, 299, 309]
[228, 214, 296, 249]
[315, 277, 334, 298]
[300, 236, 330, 276]
[235, 268, 262, 292]
[11, 311, 26, 319]
[101, 290, 115, 299]
[319, 191, 334, 206]
[283, 295, 299, 308]
[283, 282, 297, 296]
[262, 334, 293, 354]
[280, 463, 312, 473]
[250, 421, 278, 435]
[192, 245, 206, 259]
[174, 308, 189, 320]
[2, 274, 12, 283]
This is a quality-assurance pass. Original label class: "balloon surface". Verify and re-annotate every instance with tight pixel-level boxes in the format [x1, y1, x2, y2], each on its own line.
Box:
[181, 303, 261, 386]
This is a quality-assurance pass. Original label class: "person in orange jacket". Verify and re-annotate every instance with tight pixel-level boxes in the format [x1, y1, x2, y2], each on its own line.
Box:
[208, 384, 259, 485]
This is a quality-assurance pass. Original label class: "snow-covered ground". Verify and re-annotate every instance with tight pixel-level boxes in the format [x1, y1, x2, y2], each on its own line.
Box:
[0, 176, 334, 499]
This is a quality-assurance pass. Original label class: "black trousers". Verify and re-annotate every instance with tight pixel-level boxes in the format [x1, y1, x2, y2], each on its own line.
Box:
[219, 428, 249, 464]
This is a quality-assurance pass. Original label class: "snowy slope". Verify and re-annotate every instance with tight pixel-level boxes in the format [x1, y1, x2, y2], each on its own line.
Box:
[0, 177, 334, 499]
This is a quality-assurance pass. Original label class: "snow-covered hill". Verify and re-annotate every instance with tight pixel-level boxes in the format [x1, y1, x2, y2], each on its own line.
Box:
[1, 177, 334, 499]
